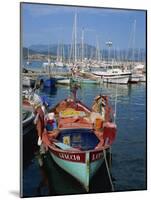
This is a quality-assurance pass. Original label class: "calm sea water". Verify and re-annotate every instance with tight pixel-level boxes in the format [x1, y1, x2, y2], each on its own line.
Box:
[22, 80, 146, 197]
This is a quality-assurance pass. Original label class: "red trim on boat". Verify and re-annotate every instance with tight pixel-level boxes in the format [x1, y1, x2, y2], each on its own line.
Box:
[49, 147, 86, 163]
[90, 151, 104, 162]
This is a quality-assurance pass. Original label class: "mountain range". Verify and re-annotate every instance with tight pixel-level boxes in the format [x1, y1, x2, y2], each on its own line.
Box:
[23, 44, 146, 61]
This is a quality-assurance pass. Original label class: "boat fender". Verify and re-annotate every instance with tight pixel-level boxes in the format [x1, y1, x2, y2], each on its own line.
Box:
[103, 122, 116, 145]
[37, 136, 42, 146]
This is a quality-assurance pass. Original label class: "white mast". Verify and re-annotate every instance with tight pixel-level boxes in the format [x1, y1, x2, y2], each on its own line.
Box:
[81, 28, 84, 62]
[57, 40, 59, 62]
[48, 43, 50, 64]
[106, 41, 112, 64]
[74, 12, 77, 63]
[96, 36, 101, 62]
[132, 20, 136, 63]
[28, 48, 29, 63]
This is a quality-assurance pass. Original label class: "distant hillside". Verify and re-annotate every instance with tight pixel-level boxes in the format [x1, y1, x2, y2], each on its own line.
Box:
[23, 47, 39, 58]
[23, 44, 146, 61]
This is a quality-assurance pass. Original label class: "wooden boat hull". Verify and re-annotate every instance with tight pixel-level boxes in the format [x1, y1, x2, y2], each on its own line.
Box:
[42, 94, 116, 191]
[49, 147, 105, 191]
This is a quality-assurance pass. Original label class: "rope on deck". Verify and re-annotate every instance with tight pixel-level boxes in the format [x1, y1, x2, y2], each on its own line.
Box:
[103, 149, 114, 192]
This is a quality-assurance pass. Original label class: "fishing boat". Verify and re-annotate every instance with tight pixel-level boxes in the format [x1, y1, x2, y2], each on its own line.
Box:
[42, 90, 116, 191]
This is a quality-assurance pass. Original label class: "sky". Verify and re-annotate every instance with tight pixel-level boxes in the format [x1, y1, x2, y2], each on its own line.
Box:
[21, 3, 146, 50]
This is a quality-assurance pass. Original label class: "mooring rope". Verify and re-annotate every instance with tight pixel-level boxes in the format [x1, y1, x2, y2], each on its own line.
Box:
[103, 149, 114, 192]
[114, 76, 118, 123]
[109, 146, 112, 170]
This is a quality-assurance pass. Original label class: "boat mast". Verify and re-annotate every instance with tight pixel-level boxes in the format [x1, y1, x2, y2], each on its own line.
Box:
[106, 41, 112, 64]
[48, 43, 51, 76]
[81, 28, 84, 63]
[57, 40, 60, 62]
[69, 25, 74, 63]
[96, 36, 101, 63]
[74, 11, 77, 63]
[132, 20, 136, 64]
[27, 47, 29, 63]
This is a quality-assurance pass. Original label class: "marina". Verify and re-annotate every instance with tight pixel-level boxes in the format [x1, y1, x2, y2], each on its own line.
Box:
[21, 3, 146, 198]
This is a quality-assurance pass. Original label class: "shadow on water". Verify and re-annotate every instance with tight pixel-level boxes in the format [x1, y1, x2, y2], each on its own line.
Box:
[32, 152, 113, 197]
[22, 127, 38, 169]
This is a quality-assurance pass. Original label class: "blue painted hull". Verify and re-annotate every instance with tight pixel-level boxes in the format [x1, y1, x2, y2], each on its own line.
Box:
[44, 78, 56, 88]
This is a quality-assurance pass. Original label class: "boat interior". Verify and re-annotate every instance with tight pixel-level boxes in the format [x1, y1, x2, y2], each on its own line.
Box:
[56, 128, 100, 151]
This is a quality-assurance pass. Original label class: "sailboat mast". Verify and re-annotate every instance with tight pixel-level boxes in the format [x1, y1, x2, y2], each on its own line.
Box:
[74, 12, 77, 63]
[48, 45, 49, 61]
[132, 20, 136, 63]
[81, 28, 84, 62]
[27, 47, 29, 63]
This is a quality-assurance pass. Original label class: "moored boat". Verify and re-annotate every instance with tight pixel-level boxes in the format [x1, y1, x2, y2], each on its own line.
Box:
[139, 74, 146, 82]
[72, 77, 100, 84]
[92, 67, 131, 78]
[41, 91, 116, 191]
[22, 76, 35, 87]
[56, 77, 71, 85]
[103, 75, 129, 84]
[129, 74, 140, 83]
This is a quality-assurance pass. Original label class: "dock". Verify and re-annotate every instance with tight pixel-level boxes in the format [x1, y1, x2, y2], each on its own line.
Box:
[22, 71, 72, 78]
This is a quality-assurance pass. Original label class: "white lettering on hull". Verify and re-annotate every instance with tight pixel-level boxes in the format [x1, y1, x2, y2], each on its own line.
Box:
[91, 152, 102, 161]
[59, 153, 81, 161]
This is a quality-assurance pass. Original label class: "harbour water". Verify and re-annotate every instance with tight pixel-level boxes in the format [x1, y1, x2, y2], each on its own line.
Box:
[22, 82, 146, 197]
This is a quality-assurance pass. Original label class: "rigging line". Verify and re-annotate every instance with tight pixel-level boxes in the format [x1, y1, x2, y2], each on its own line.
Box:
[103, 149, 114, 192]
[114, 77, 118, 123]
